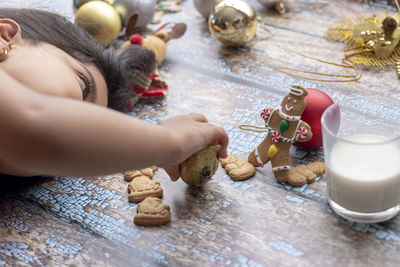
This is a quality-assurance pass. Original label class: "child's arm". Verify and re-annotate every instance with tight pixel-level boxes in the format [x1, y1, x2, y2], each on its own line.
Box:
[0, 69, 228, 178]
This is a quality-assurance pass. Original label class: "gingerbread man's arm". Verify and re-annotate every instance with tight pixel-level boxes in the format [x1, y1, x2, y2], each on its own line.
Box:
[260, 107, 274, 121]
[296, 121, 313, 142]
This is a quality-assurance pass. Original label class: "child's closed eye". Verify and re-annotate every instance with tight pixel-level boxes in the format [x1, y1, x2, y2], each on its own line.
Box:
[76, 73, 93, 99]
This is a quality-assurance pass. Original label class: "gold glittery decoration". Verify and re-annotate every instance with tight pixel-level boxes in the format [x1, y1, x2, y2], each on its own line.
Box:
[326, 12, 400, 70]
[397, 60, 400, 78]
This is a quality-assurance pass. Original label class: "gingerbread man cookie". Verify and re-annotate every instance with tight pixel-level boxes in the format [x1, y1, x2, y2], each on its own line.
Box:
[127, 176, 163, 203]
[134, 197, 171, 226]
[248, 86, 313, 184]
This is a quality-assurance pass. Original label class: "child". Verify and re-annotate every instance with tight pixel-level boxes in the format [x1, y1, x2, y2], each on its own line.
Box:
[0, 9, 228, 180]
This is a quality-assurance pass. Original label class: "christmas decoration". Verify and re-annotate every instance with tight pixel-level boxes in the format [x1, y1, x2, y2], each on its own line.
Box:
[325, 0, 400, 77]
[294, 88, 334, 150]
[208, 0, 258, 47]
[245, 86, 313, 185]
[153, 0, 183, 24]
[258, 0, 286, 14]
[193, 0, 217, 18]
[73, 0, 106, 11]
[113, 0, 157, 32]
[121, 23, 187, 65]
[119, 23, 187, 109]
[257, 0, 328, 15]
[75, 1, 122, 46]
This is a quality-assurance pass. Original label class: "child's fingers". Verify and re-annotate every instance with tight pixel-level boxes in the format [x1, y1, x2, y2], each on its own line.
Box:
[189, 113, 208, 123]
[215, 126, 229, 158]
[164, 165, 180, 181]
[207, 125, 229, 159]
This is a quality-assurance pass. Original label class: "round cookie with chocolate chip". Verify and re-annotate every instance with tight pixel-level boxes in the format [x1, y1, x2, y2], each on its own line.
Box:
[180, 144, 221, 187]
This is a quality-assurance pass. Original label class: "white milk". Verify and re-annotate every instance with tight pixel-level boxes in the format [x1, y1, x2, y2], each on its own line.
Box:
[328, 135, 400, 213]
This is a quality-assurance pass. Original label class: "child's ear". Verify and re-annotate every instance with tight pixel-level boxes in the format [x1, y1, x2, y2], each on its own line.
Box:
[0, 19, 21, 48]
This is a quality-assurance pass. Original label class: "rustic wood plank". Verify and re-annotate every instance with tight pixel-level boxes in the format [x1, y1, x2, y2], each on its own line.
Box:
[1, 0, 400, 266]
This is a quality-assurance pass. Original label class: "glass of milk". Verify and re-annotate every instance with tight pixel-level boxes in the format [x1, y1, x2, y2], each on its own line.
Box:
[322, 103, 400, 223]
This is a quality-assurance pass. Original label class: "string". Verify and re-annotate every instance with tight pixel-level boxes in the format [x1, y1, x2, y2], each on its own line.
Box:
[254, 11, 364, 83]
[256, 42, 362, 82]
[291, 0, 329, 10]
[395, 0, 400, 16]
[239, 125, 267, 133]
[256, 17, 273, 42]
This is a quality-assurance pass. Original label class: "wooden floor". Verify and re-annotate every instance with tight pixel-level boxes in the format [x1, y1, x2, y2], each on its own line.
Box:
[1, 0, 400, 266]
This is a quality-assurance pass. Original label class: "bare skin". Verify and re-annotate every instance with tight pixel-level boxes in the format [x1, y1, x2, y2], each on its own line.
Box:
[0, 19, 228, 180]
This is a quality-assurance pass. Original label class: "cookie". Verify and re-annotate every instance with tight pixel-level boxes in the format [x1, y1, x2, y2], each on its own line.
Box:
[287, 162, 326, 187]
[127, 176, 163, 203]
[124, 167, 154, 182]
[180, 144, 221, 187]
[148, 165, 158, 172]
[306, 161, 326, 176]
[225, 159, 256, 181]
[219, 154, 239, 168]
[134, 197, 171, 226]
[248, 86, 313, 184]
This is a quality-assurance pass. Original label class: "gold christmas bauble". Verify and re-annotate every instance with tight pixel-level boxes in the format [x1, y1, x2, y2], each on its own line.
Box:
[73, 0, 113, 10]
[208, 0, 258, 47]
[75, 1, 122, 46]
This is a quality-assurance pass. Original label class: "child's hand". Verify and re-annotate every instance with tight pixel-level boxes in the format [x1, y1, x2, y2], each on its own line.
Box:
[159, 113, 228, 181]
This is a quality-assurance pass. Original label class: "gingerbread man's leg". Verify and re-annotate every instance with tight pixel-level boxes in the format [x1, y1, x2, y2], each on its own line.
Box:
[248, 135, 273, 167]
[270, 147, 291, 183]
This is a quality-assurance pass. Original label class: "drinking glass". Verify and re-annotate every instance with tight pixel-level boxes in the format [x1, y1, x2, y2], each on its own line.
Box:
[322, 103, 400, 223]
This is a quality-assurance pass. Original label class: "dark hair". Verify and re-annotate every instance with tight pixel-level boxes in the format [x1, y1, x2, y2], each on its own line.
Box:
[0, 8, 155, 111]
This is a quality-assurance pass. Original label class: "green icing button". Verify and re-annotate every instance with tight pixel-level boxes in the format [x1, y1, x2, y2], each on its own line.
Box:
[280, 120, 289, 132]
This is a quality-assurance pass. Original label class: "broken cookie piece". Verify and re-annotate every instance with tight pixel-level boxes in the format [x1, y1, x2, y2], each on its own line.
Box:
[134, 197, 171, 226]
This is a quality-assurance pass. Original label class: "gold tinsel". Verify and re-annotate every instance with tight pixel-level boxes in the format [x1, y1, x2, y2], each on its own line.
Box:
[326, 12, 400, 70]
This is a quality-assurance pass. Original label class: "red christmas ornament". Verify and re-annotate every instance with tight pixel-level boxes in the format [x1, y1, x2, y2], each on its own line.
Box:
[294, 88, 334, 150]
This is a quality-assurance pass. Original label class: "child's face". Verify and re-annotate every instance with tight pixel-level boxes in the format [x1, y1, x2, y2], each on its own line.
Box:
[5, 40, 108, 106]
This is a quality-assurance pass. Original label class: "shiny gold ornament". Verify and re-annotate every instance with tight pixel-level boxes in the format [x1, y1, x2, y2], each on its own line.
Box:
[208, 0, 258, 47]
[326, 12, 400, 67]
[257, 0, 328, 15]
[75, 1, 122, 46]
[258, 0, 287, 14]
[73, 0, 113, 12]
